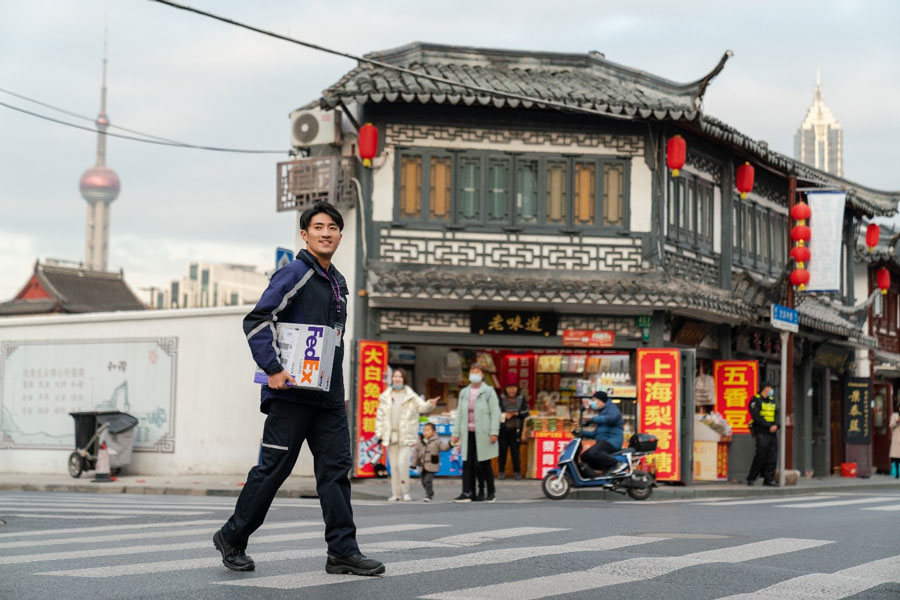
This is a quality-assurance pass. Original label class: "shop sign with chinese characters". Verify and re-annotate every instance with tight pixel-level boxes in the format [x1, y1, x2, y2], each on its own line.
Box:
[844, 377, 871, 444]
[561, 329, 615, 348]
[533, 431, 572, 479]
[355, 340, 388, 477]
[471, 310, 558, 337]
[636, 349, 680, 482]
[713, 360, 758, 435]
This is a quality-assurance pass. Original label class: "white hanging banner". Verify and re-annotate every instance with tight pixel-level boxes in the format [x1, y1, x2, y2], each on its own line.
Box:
[806, 191, 846, 292]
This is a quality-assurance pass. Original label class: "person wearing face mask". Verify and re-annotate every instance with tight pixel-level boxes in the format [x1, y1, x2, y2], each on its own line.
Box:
[374, 368, 439, 501]
[450, 362, 501, 503]
[579, 390, 625, 477]
[746, 382, 780, 487]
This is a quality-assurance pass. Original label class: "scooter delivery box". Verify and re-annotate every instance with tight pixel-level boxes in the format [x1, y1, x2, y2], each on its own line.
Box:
[629, 433, 658, 452]
[253, 322, 337, 392]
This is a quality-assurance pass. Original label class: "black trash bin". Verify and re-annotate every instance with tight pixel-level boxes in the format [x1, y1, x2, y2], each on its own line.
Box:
[68, 411, 139, 478]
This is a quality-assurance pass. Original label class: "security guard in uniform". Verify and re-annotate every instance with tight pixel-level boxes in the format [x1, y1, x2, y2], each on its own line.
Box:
[746, 382, 780, 487]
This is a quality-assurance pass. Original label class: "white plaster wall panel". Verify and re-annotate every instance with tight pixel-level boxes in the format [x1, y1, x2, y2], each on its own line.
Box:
[629, 157, 652, 233]
[371, 147, 395, 222]
[0, 307, 315, 476]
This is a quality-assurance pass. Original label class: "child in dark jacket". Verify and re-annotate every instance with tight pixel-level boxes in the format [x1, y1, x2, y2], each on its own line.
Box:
[415, 423, 450, 502]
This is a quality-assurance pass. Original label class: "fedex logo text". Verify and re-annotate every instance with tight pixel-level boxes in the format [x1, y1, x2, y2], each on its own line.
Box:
[301, 327, 324, 384]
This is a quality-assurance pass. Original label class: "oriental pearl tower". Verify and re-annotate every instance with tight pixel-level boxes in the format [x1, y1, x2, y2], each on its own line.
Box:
[79, 30, 120, 272]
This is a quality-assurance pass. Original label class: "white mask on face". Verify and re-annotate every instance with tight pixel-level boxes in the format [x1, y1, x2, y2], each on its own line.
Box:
[469, 373, 483, 384]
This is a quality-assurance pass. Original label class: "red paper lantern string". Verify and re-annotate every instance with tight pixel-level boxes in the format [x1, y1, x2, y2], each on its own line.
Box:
[790, 202, 811, 224]
[736, 162, 755, 199]
[790, 245, 811, 268]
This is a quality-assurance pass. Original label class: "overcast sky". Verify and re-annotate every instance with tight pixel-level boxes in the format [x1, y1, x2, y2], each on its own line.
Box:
[1, 0, 898, 303]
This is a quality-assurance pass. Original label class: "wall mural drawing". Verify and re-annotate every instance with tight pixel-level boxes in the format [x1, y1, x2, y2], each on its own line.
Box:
[0, 338, 177, 452]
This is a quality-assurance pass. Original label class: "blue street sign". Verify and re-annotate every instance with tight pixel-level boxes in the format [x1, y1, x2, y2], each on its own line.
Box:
[275, 247, 294, 271]
[771, 303, 799, 333]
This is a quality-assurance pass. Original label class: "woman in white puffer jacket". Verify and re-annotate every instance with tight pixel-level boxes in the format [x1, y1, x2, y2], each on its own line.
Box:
[374, 368, 439, 501]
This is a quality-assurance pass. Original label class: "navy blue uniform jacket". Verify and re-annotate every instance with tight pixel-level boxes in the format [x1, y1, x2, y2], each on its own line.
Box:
[244, 249, 348, 413]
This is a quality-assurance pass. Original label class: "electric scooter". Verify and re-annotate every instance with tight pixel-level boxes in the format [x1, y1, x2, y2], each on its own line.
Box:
[541, 425, 658, 501]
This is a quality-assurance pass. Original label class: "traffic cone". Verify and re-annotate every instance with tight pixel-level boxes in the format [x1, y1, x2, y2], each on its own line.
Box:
[92, 443, 112, 483]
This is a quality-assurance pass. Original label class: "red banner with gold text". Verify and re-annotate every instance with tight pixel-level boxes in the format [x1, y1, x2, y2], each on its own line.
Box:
[355, 341, 388, 477]
[637, 349, 681, 482]
[713, 360, 758, 435]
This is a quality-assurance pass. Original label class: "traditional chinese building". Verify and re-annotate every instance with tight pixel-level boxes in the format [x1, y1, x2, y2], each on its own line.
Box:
[0, 259, 145, 316]
[285, 43, 900, 481]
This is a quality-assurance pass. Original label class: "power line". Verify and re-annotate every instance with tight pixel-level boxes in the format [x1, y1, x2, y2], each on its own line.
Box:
[0, 100, 287, 154]
[0, 86, 185, 145]
[147, 0, 631, 122]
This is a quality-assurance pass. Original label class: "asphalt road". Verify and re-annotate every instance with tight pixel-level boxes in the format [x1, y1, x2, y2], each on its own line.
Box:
[0, 489, 898, 599]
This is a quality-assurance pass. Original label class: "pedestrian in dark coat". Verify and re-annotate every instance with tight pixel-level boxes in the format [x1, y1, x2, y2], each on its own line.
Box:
[498, 373, 530, 480]
[746, 383, 780, 487]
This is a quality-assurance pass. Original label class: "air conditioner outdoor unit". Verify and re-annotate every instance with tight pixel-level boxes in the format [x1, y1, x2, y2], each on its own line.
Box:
[289, 107, 341, 148]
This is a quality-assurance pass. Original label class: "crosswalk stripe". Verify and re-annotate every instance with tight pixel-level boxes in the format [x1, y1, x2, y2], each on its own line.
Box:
[421, 538, 833, 600]
[715, 554, 900, 599]
[778, 497, 897, 508]
[0, 523, 445, 566]
[861, 503, 900, 511]
[217, 535, 667, 590]
[38, 538, 447, 578]
[1, 514, 129, 520]
[0, 519, 223, 539]
[433, 527, 568, 546]
[0, 521, 320, 550]
[0, 500, 239, 510]
[0, 507, 209, 516]
[699, 495, 840, 506]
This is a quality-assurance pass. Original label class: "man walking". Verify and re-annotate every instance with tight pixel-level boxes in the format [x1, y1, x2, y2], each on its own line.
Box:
[746, 382, 780, 487]
[214, 201, 384, 576]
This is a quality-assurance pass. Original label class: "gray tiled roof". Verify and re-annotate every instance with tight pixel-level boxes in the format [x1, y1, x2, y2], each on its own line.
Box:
[368, 262, 874, 347]
[319, 42, 719, 120]
[314, 42, 900, 216]
[0, 262, 146, 316]
[367, 262, 754, 322]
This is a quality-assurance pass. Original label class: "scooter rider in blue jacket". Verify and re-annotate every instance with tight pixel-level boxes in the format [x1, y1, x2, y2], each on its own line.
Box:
[580, 390, 625, 477]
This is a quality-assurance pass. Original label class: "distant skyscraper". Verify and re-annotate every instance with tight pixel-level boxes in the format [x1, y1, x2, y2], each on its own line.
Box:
[79, 29, 121, 272]
[794, 70, 843, 176]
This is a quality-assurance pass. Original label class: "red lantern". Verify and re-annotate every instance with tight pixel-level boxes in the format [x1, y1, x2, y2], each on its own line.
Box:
[790, 202, 811, 223]
[790, 268, 810, 291]
[866, 223, 881, 252]
[877, 267, 891, 295]
[736, 162, 755, 199]
[791, 225, 811, 244]
[358, 122, 378, 168]
[790, 245, 811, 266]
[666, 135, 686, 177]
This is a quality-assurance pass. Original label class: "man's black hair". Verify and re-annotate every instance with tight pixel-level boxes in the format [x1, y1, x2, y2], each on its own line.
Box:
[299, 201, 344, 231]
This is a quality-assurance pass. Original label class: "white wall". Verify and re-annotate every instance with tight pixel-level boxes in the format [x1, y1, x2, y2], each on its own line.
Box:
[0, 306, 314, 476]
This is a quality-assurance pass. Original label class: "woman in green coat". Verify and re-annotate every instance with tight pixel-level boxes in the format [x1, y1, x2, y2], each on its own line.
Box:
[450, 363, 501, 503]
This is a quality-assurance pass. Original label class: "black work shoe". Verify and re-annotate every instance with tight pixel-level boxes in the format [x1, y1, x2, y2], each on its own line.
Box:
[762, 481, 779, 487]
[485, 494, 496, 503]
[326, 553, 385, 576]
[453, 493, 472, 503]
[213, 530, 255, 571]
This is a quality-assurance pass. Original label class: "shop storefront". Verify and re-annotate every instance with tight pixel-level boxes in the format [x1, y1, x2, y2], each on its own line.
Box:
[353, 309, 646, 480]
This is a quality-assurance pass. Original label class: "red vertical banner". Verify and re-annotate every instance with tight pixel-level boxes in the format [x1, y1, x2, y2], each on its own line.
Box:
[713, 360, 758, 435]
[637, 349, 681, 482]
[355, 341, 388, 477]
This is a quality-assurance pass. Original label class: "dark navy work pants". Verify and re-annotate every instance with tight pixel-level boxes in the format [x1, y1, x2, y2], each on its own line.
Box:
[747, 430, 778, 484]
[221, 399, 359, 557]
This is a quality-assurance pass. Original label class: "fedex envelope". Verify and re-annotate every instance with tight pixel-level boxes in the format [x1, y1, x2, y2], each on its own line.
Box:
[253, 322, 338, 391]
